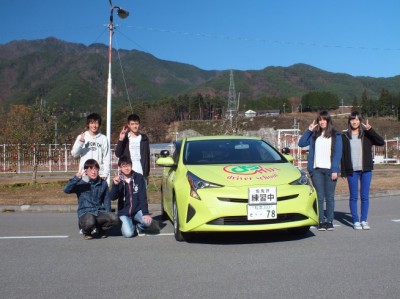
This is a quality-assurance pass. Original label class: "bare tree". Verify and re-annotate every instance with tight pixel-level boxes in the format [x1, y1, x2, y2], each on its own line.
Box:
[2, 104, 56, 184]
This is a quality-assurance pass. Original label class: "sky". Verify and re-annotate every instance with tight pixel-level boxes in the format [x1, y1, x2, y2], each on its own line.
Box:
[1, 0, 399, 78]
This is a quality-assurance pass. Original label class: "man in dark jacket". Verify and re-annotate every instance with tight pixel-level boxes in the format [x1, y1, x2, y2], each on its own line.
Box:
[110, 156, 156, 237]
[115, 114, 150, 184]
[64, 159, 118, 240]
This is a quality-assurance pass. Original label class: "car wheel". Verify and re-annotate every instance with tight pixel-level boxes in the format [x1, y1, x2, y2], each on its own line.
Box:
[173, 198, 185, 241]
[160, 187, 167, 221]
[288, 226, 310, 235]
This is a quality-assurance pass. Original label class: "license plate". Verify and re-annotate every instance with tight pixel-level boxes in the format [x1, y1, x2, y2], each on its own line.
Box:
[247, 187, 277, 220]
[247, 204, 277, 220]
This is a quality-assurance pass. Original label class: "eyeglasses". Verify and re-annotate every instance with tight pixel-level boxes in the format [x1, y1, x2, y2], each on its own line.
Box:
[119, 163, 132, 168]
[85, 167, 99, 172]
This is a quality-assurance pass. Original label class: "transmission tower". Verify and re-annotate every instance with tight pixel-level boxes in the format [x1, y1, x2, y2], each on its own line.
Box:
[226, 70, 237, 121]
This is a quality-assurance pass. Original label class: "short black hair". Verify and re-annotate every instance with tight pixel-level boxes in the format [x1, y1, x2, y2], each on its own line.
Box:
[127, 114, 140, 123]
[84, 159, 100, 170]
[118, 156, 133, 166]
[86, 113, 102, 127]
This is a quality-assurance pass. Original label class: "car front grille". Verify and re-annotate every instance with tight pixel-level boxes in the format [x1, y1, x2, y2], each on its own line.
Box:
[217, 194, 299, 203]
[207, 213, 307, 226]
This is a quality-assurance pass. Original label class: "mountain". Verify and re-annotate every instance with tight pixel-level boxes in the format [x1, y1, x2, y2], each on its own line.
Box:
[1, 37, 400, 112]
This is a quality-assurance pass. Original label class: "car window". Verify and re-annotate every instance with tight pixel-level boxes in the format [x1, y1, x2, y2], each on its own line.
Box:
[173, 141, 181, 164]
[183, 139, 285, 165]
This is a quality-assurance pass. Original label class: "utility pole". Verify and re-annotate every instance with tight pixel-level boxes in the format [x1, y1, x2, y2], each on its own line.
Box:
[105, 0, 129, 183]
[341, 98, 344, 114]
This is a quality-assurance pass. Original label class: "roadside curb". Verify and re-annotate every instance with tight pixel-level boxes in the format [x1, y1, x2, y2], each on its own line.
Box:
[2, 192, 400, 213]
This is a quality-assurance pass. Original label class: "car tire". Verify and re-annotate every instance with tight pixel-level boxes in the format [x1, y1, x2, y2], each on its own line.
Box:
[173, 198, 185, 242]
[288, 226, 310, 235]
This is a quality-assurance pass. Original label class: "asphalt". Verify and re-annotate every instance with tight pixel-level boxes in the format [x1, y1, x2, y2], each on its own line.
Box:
[2, 190, 400, 213]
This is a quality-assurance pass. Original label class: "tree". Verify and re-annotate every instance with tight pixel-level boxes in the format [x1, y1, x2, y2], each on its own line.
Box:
[1, 104, 56, 184]
[301, 91, 339, 111]
[351, 96, 359, 112]
[360, 89, 369, 116]
[378, 88, 393, 116]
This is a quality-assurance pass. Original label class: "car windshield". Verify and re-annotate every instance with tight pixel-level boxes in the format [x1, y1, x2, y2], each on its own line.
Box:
[183, 139, 286, 165]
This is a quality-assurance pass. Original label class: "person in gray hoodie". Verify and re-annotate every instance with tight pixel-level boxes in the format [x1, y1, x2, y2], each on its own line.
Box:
[71, 113, 110, 180]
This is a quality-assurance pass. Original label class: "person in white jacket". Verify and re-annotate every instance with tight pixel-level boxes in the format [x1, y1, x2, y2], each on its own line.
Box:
[71, 113, 110, 180]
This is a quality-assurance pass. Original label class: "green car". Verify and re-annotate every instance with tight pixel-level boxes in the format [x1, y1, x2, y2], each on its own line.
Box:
[156, 136, 318, 241]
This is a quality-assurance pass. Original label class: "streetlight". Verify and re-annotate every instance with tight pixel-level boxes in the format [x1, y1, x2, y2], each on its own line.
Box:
[106, 0, 129, 180]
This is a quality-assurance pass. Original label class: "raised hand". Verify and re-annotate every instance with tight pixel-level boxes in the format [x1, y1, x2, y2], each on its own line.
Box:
[362, 119, 372, 130]
[79, 131, 85, 142]
[119, 126, 128, 141]
[308, 120, 318, 131]
[112, 171, 120, 185]
[76, 168, 85, 179]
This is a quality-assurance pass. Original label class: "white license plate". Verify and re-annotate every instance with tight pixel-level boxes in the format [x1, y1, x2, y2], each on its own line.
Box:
[247, 187, 277, 220]
[247, 204, 277, 220]
[248, 187, 277, 204]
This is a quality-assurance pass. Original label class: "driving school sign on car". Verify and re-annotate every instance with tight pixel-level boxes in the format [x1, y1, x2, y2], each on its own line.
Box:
[224, 165, 280, 181]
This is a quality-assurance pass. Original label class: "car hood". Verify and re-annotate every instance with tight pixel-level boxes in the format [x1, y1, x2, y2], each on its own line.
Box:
[186, 163, 300, 187]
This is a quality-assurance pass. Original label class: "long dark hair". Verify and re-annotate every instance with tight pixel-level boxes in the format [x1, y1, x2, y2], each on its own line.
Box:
[313, 110, 336, 139]
[347, 111, 364, 139]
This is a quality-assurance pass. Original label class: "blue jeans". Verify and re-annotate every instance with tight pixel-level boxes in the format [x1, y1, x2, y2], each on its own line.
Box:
[119, 210, 151, 238]
[311, 168, 337, 223]
[346, 171, 372, 223]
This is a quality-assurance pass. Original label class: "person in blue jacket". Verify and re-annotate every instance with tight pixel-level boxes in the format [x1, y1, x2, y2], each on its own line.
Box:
[110, 156, 155, 238]
[298, 111, 342, 231]
[64, 159, 118, 240]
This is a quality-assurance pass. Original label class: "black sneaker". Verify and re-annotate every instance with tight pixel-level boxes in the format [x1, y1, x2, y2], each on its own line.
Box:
[317, 222, 326, 231]
[326, 222, 334, 231]
[98, 228, 107, 239]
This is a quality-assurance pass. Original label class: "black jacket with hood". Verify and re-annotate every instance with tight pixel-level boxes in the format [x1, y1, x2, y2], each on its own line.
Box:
[109, 171, 149, 217]
[115, 132, 150, 177]
[341, 128, 384, 177]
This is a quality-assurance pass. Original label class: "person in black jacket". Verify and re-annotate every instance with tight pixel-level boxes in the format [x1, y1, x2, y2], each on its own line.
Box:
[341, 111, 384, 230]
[115, 114, 150, 184]
[109, 156, 153, 237]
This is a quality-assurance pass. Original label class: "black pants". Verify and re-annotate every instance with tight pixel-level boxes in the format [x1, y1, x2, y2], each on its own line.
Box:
[79, 212, 118, 234]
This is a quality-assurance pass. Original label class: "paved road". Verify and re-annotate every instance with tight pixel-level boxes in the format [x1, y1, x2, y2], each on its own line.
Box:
[1, 197, 400, 299]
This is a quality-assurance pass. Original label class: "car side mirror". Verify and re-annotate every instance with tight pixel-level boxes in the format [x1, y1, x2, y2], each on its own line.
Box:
[160, 150, 170, 158]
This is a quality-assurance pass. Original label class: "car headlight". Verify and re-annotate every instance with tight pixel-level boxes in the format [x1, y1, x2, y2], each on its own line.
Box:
[289, 169, 314, 194]
[187, 171, 222, 200]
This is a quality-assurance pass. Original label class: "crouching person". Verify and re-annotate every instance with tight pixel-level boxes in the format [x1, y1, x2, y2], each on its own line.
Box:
[110, 156, 155, 238]
[64, 159, 118, 240]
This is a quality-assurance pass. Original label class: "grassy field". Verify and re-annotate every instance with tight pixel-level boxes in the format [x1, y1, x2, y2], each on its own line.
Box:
[0, 164, 399, 206]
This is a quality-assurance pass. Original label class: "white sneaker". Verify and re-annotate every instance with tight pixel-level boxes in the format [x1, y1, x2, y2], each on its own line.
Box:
[353, 222, 362, 230]
[136, 225, 145, 237]
[361, 221, 370, 230]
